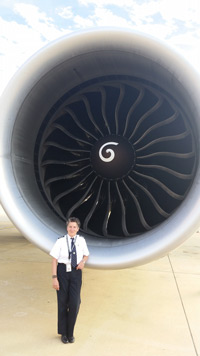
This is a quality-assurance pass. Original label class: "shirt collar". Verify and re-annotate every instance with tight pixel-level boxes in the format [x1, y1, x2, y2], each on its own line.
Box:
[67, 234, 77, 239]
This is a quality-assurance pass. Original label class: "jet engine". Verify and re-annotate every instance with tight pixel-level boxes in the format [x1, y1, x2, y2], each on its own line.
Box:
[0, 29, 200, 269]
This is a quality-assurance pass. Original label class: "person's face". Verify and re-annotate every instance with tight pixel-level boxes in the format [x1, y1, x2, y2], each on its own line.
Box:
[67, 222, 79, 237]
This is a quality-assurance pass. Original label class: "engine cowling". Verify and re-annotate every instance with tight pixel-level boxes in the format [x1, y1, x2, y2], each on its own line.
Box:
[0, 29, 200, 269]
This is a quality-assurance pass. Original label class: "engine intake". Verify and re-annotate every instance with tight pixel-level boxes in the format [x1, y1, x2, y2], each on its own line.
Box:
[0, 29, 200, 268]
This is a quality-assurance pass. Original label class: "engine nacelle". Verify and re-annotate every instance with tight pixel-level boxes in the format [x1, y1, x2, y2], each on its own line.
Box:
[0, 29, 200, 269]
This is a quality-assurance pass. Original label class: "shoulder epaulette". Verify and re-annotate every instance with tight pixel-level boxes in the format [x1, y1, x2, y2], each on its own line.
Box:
[58, 235, 65, 239]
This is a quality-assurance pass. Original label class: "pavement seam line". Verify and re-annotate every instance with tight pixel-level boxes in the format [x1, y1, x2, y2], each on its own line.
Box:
[167, 254, 198, 356]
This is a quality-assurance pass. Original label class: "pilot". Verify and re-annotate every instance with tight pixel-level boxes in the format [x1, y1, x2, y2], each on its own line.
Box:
[50, 216, 89, 344]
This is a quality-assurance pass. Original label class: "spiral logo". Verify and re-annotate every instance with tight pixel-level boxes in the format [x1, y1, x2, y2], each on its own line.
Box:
[99, 142, 119, 163]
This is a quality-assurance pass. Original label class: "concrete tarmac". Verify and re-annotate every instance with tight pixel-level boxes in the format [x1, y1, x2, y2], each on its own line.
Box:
[0, 206, 200, 356]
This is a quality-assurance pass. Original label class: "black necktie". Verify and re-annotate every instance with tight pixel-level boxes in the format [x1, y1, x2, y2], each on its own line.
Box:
[71, 238, 77, 268]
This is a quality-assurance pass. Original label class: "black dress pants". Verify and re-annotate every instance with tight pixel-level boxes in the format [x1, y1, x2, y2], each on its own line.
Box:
[57, 263, 82, 337]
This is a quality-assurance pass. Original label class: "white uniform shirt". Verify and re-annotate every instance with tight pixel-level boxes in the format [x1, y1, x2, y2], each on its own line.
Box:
[49, 234, 89, 265]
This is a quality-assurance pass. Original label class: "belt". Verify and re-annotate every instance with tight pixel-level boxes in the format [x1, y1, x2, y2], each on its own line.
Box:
[58, 263, 77, 270]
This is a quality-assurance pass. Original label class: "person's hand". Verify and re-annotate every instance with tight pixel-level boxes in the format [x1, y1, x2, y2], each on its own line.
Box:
[76, 261, 85, 270]
[52, 278, 60, 290]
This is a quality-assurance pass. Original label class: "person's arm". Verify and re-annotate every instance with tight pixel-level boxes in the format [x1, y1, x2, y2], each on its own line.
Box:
[76, 255, 89, 270]
[52, 257, 59, 290]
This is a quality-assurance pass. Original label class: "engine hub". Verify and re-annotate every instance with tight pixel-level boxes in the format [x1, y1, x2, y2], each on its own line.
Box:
[91, 135, 136, 180]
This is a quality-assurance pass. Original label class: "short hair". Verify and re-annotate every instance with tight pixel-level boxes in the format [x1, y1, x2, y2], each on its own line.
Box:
[66, 217, 81, 228]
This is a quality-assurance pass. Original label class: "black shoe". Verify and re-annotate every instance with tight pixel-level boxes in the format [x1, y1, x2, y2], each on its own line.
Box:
[61, 335, 69, 344]
[68, 336, 75, 343]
